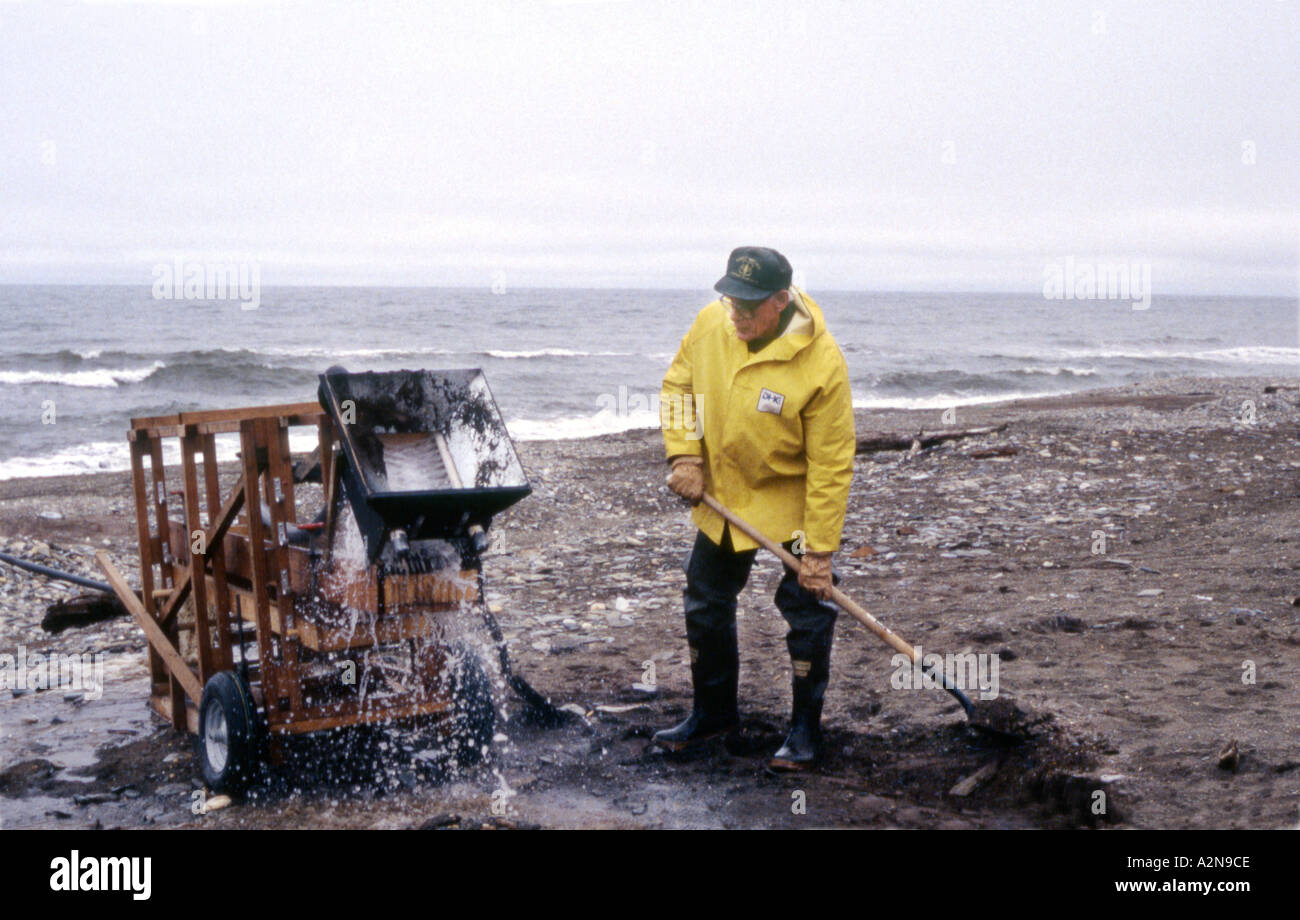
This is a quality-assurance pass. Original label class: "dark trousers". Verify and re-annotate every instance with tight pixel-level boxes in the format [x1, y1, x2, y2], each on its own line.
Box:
[682, 525, 839, 713]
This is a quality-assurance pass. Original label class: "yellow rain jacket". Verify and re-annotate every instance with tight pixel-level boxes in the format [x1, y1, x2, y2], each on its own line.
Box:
[660, 288, 856, 553]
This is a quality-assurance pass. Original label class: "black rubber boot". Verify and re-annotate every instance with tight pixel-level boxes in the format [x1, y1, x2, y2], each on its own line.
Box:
[652, 633, 740, 752]
[767, 651, 831, 773]
[655, 529, 749, 753]
[768, 559, 838, 774]
[652, 707, 739, 752]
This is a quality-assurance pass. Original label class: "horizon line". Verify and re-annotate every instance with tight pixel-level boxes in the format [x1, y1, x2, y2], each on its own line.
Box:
[0, 279, 1294, 300]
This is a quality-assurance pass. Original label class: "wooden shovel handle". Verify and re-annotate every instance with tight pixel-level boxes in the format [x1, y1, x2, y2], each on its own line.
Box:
[700, 492, 919, 663]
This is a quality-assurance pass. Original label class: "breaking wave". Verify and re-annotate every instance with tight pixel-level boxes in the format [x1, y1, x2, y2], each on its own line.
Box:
[0, 362, 165, 389]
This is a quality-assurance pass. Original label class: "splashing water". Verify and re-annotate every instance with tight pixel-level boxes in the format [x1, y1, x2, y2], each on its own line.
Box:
[284, 496, 518, 792]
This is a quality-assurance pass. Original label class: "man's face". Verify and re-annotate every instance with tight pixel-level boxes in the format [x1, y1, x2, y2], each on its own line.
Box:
[724, 290, 789, 342]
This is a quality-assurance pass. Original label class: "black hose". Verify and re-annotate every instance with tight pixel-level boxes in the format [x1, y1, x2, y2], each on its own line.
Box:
[0, 550, 114, 594]
[472, 569, 568, 727]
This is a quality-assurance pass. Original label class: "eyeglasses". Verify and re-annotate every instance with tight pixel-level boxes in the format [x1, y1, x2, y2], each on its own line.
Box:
[721, 294, 771, 316]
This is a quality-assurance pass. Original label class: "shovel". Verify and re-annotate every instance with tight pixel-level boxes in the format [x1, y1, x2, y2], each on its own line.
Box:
[699, 492, 1039, 740]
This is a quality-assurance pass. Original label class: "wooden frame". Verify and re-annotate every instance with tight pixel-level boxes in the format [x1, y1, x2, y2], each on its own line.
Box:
[97, 401, 474, 757]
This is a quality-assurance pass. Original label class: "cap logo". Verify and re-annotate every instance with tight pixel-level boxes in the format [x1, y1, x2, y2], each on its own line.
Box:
[733, 256, 760, 280]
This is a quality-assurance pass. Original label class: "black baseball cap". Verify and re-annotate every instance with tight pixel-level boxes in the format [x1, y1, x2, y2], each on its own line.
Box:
[713, 246, 793, 300]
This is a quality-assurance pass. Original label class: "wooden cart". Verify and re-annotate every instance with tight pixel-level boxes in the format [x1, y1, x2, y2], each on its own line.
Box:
[97, 370, 531, 792]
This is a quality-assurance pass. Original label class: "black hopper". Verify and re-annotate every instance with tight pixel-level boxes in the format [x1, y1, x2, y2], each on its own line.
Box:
[318, 368, 531, 563]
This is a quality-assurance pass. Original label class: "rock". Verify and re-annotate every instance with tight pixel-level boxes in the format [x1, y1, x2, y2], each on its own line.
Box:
[416, 813, 461, 830]
[850, 545, 878, 558]
[548, 637, 600, 653]
[1136, 589, 1164, 597]
[949, 761, 1000, 797]
[73, 792, 118, 806]
[1217, 740, 1240, 772]
[37, 511, 63, 521]
[203, 794, 232, 812]
[1040, 614, 1085, 633]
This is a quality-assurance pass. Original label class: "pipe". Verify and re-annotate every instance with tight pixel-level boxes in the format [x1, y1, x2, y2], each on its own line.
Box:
[0, 550, 115, 594]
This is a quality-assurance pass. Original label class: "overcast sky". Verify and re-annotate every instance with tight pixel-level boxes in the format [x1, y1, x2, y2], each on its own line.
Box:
[2, 0, 1296, 293]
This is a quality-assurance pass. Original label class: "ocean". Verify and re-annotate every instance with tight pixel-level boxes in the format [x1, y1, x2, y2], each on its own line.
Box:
[0, 285, 1295, 479]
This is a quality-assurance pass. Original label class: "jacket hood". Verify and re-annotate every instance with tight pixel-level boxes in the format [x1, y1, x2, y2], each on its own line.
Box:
[784, 286, 816, 339]
[724, 286, 826, 366]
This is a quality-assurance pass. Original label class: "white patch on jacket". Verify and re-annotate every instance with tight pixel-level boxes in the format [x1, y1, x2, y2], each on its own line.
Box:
[756, 388, 785, 415]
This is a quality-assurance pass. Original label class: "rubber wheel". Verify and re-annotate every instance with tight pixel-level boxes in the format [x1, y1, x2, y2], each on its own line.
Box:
[446, 643, 496, 767]
[196, 670, 262, 794]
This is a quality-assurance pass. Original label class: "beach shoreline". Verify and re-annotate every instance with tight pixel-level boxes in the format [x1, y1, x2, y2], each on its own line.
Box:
[2, 372, 1298, 829]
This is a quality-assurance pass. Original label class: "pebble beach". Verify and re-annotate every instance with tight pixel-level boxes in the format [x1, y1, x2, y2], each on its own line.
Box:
[2, 374, 1298, 828]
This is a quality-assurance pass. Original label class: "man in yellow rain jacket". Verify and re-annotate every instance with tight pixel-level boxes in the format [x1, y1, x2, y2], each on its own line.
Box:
[655, 246, 856, 772]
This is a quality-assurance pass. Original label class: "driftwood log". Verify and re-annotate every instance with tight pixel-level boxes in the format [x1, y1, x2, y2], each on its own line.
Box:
[855, 423, 1009, 455]
[42, 593, 129, 633]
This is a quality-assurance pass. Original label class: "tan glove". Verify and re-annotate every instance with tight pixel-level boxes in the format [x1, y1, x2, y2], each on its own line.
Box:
[798, 551, 834, 601]
[666, 455, 704, 504]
